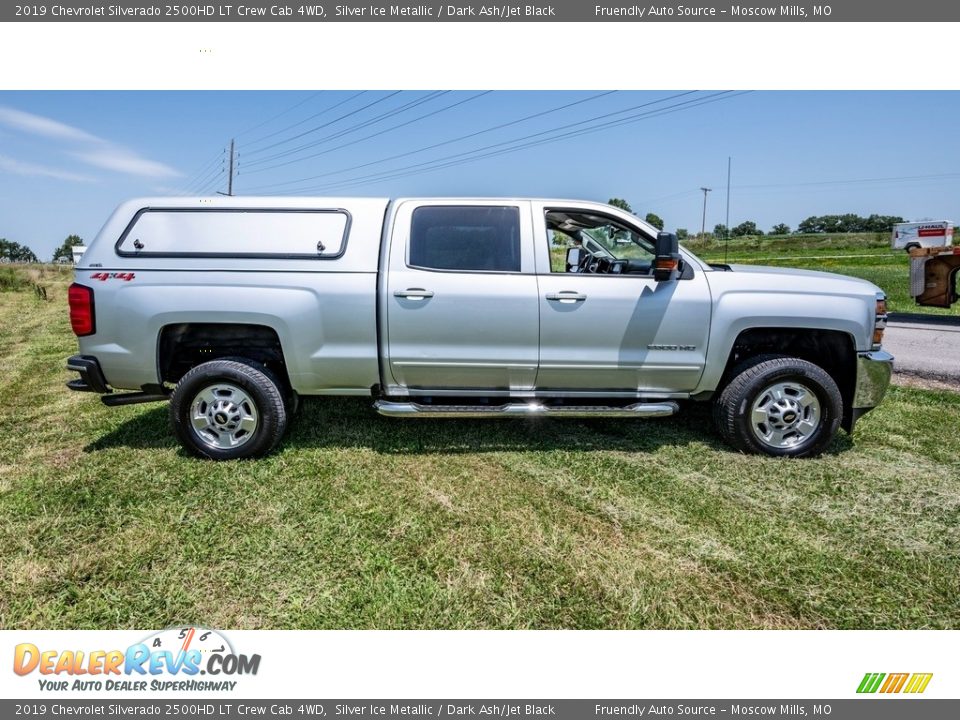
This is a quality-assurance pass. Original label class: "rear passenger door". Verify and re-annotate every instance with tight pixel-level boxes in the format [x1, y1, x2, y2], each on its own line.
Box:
[384, 201, 539, 393]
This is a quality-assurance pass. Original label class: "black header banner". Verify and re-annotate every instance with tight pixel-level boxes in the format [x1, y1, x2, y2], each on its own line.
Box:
[3, 0, 957, 22]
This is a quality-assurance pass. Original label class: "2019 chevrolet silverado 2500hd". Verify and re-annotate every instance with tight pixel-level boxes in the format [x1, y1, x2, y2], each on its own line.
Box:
[67, 197, 893, 460]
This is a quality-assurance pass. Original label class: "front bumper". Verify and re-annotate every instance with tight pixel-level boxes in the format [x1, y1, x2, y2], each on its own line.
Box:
[845, 349, 894, 431]
[66, 355, 111, 394]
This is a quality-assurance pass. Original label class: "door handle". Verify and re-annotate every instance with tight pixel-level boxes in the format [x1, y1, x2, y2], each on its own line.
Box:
[394, 288, 435, 300]
[546, 291, 587, 303]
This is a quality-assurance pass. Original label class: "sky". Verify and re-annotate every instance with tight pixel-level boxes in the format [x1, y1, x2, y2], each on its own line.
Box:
[1, 90, 959, 259]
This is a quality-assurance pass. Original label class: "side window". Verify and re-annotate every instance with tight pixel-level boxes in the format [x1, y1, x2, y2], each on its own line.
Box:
[544, 209, 656, 275]
[409, 206, 521, 273]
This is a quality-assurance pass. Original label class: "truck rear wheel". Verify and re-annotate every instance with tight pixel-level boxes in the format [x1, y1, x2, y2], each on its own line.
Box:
[170, 359, 288, 460]
[713, 356, 842, 458]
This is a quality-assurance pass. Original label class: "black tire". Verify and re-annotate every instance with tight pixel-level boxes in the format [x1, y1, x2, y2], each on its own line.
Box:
[242, 359, 299, 418]
[904, 243, 920, 253]
[170, 358, 288, 460]
[713, 355, 842, 458]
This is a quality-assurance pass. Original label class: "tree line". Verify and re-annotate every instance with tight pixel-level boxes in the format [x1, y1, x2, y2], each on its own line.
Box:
[608, 198, 909, 238]
[0, 235, 83, 264]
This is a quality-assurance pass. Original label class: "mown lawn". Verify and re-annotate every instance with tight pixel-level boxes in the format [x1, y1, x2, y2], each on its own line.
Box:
[1, 273, 959, 630]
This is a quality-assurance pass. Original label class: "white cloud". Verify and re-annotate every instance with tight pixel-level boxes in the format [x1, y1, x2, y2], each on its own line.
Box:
[0, 153, 93, 182]
[0, 105, 181, 179]
[72, 148, 180, 179]
[0, 106, 100, 143]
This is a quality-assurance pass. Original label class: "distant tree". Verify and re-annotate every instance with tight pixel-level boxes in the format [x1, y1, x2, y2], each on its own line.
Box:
[713, 223, 729, 238]
[52, 234, 84, 263]
[732, 220, 761, 237]
[644, 212, 664, 230]
[863, 214, 905, 232]
[0, 238, 39, 263]
[607, 197, 633, 213]
[675, 228, 689, 240]
[797, 213, 905, 234]
[771, 223, 791, 235]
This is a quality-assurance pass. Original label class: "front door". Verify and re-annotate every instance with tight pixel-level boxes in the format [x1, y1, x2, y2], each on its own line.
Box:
[534, 204, 712, 394]
[385, 201, 539, 392]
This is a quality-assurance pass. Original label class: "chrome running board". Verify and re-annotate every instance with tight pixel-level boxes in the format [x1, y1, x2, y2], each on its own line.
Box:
[373, 400, 679, 419]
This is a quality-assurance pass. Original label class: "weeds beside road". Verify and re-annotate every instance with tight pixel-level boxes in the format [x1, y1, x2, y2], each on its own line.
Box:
[0, 270, 958, 630]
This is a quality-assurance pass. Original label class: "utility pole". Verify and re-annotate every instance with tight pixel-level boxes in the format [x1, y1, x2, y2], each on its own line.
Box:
[725, 157, 732, 263]
[216, 140, 237, 197]
[227, 138, 235, 197]
[700, 186, 712, 239]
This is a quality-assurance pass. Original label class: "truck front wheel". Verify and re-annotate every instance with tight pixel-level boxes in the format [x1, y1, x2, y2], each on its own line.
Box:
[713, 356, 842, 458]
[170, 359, 288, 460]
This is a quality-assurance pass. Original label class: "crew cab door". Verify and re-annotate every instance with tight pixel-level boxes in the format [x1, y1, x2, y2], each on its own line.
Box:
[533, 203, 712, 394]
[383, 200, 539, 393]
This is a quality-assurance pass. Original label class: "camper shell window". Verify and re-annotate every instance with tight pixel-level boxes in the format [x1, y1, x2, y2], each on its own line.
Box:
[116, 208, 350, 259]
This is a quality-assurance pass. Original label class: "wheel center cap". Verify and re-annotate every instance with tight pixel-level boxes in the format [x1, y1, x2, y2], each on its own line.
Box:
[214, 411, 228, 424]
[783, 411, 797, 423]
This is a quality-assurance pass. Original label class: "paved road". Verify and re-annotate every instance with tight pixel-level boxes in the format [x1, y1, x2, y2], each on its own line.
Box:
[884, 318, 960, 383]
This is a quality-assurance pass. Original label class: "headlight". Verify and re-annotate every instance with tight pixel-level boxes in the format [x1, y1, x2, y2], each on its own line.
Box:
[873, 293, 888, 349]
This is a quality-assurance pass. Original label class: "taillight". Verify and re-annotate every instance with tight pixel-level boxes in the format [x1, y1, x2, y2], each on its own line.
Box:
[68, 283, 95, 336]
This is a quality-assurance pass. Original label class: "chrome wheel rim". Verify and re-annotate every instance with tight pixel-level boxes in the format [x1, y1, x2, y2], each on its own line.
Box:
[750, 381, 821, 450]
[189, 383, 258, 450]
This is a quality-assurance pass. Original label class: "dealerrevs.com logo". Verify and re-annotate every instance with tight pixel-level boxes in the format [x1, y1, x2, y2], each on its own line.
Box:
[13, 627, 260, 693]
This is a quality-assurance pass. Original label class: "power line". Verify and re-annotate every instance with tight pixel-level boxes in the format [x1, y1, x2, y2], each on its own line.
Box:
[311, 92, 747, 194]
[183, 163, 225, 196]
[734, 171, 960, 191]
[239, 91, 491, 179]
[235, 92, 322, 139]
[241, 90, 622, 192]
[240, 91, 367, 150]
[240, 91, 449, 171]
[180, 159, 226, 196]
[634, 188, 704, 207]
[194, 169, 225, 196]
[175, 147, 225, 195]
[242, 91, 403, 158]
[268, 91, 736, 195]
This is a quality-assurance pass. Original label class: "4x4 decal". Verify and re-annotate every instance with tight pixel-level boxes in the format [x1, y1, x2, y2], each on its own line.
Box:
[90, 272, 135, 281]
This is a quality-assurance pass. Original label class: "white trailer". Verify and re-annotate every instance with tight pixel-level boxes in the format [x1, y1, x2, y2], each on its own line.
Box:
[891, 221, 953, 252]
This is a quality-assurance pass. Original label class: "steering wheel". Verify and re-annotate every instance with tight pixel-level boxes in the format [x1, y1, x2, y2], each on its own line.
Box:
[581, 253, 611, 274]
[576, 249, 594, 273]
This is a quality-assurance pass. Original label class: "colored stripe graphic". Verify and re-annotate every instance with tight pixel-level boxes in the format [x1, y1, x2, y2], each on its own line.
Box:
[904, 673, 934, 694]
[857, 672, 932, 694]
[880, 673, 909, 693]
[857, 673, 885, 693]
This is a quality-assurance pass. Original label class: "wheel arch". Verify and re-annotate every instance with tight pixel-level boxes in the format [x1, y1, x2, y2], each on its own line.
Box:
[157, 322, 292, 392]
[712, 327, 858, 432]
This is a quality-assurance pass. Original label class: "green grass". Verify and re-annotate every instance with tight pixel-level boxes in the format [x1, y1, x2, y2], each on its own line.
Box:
[0, 266, 32, 292]
[1, 274, 958, 630]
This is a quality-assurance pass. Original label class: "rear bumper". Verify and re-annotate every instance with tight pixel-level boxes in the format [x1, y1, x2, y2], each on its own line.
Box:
[66, 355, 111, 394]
[845, 349, 894, 431]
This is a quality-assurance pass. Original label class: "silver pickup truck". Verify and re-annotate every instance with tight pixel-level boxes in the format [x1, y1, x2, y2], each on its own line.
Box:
[67, 196, 893, 460]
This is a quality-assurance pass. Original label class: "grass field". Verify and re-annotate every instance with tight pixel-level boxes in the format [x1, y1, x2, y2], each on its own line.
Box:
[1, 269, 958, 630]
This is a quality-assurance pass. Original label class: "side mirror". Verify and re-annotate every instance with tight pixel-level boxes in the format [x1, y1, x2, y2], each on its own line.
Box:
[654, 231, 680, 281]
[566, 246, 582, 272]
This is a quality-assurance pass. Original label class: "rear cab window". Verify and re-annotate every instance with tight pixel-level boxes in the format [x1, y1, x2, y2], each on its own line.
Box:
[408, 205, 521, 272]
